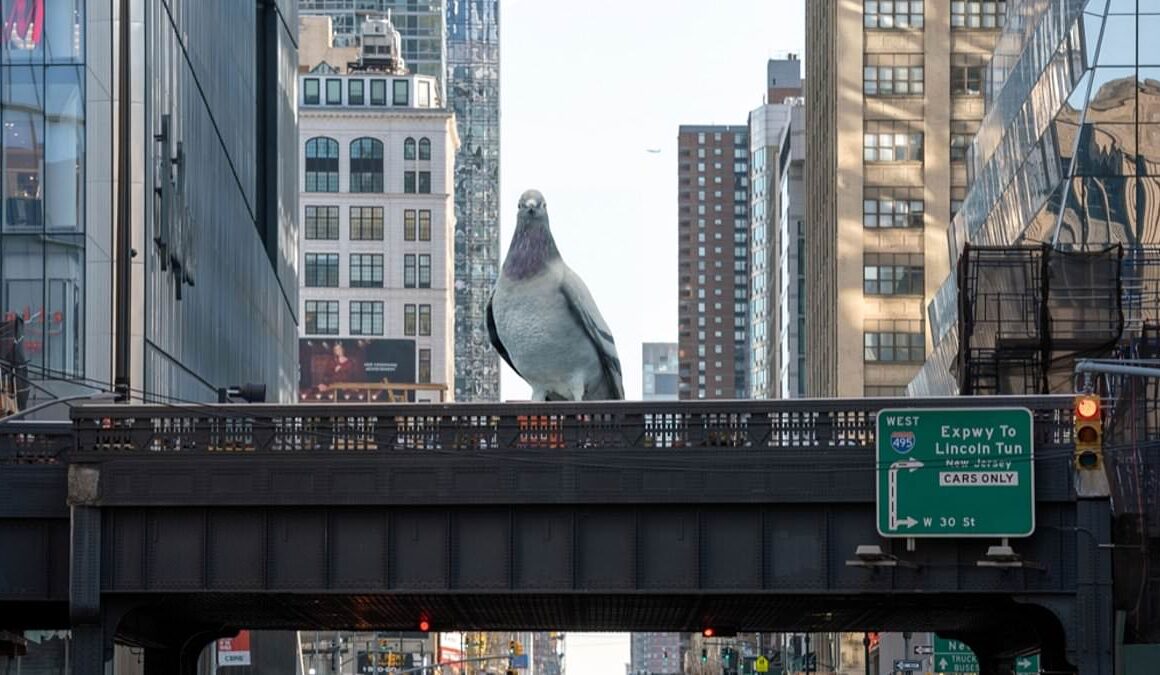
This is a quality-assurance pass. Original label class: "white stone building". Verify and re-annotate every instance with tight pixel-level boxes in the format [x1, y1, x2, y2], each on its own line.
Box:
[298, 19, 458, 402]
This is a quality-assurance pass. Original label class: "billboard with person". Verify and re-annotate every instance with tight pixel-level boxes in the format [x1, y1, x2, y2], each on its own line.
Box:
[298, 338, 416, 401]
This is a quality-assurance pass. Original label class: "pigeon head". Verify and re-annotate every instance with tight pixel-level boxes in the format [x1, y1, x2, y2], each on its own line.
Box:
[504, 188, 559, 280]
[516, 189, 548, 228]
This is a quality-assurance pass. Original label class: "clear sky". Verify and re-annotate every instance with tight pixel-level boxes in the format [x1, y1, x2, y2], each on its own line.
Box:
[498, 0, 805, 403]
[497, 1, 803, 672]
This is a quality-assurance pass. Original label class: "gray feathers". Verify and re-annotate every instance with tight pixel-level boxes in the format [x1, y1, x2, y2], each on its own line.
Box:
[486, 189, 624, 401]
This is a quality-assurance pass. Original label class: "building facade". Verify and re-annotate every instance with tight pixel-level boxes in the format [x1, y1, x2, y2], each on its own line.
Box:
[909, 0, 1160, 396]
[297, 26, 458, 402]
[7, 0, 299, 413]
[298, 0, 502, 401]
[677, 126, 750, 400]
[629, 633, 684, 675]
[804, 0, 1005, 396]
[747, 89, 804, 400]
[299, 0, 446, 81]
[641, 342, 679, 400]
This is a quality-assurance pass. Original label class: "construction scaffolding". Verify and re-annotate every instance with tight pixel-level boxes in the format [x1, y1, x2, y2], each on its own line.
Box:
[957, 244, 1123, 395]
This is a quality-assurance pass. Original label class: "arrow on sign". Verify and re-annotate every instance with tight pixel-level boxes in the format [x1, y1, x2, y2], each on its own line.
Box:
[897, 516, 918, 528]
[889, 459, 924, 531]
[914, 645, 933, 655]
[939, 657, 949, 670]
[1017, 658, 1031, 668]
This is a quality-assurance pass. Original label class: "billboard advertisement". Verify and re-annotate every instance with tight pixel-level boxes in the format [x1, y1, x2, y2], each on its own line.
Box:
[298, 338, 416, 401]
[217, 631, 251, 667]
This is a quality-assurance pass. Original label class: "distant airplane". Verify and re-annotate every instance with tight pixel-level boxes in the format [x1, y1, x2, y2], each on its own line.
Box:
[646, 148, 662, 154]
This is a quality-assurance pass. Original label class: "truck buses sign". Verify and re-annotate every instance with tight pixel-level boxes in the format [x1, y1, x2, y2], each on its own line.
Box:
[876, 408, 1035, 537]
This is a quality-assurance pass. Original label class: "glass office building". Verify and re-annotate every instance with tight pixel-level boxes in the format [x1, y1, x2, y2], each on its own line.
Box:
[3, 0, 300, 409]
[911, 0, 1160, 395]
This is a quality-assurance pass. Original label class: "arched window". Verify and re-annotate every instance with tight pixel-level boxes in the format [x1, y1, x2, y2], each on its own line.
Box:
[418, 137, 431, 160]
[403, 137, 416, 160]
[349, 137, 384, 193]
[304, 137, 339, 192]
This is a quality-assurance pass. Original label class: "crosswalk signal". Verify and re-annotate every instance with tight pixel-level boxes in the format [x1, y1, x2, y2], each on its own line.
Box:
[1074, 394, 1103, 470]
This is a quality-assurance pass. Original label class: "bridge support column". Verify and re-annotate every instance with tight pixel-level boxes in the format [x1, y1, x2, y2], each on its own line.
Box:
[69, 624, 110, 675]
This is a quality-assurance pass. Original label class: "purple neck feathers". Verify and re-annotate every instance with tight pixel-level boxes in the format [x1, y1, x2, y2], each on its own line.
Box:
[503, 225, 560, 280]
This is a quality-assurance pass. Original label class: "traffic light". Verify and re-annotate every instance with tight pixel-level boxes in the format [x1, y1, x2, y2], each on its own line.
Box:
[1074, 393, 1103, 470]
[418, 618, 431, 632]
[701, 648, 708, 664]
[509, 640, 516, 655]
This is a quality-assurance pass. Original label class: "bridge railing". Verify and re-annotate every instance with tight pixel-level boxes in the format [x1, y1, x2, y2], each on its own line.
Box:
[69, 396, 1076, 455]
[0, 421, 75, 463]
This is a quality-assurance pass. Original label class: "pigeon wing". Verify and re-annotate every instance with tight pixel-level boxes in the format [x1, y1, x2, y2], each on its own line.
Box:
[560, 267, 624, 399]
[486, 291, 523, 378]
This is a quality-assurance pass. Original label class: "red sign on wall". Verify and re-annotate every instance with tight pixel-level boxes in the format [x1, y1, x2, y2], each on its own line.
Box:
[217, 631, 252, 667]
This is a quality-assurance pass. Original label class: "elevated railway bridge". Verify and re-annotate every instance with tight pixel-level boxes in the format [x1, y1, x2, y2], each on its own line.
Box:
[0, 396, 1117, 674]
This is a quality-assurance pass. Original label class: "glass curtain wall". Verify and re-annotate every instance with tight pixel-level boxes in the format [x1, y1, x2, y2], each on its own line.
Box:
[911, 0, 1160, 394]
[1, 0, 85, 378]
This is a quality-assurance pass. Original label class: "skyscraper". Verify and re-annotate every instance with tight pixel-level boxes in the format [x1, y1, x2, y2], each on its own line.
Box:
[298, 0, 502, 401]
[446, 0, 501, 401]
[805, 0, 1006, 396]
[677, 126, 750, 400]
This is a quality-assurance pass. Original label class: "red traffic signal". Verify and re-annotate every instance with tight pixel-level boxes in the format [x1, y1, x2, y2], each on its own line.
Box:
[1075, 394, 1100, 421]
[418, 619, 430, 632]
[702, 628, 715, 638]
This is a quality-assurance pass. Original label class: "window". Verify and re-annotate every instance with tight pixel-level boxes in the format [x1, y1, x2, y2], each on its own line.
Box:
[350, 301, 383, 336]
[404, 254, 417, 288]
[325, 78, 342, 104]
[863, 121, 923, 162]
[418, 210, 431, 241]
[350, 254, 384, 288]
[393, 79, 409, 105]
[418, 304, 432, 336]
[404, 171, 416, 193]
[863, 188, 923, 228]
[404, 137, 416, 160]
[304, 253, 339, 287]
[863, 253, 924, 295]
[304, 78, 320, 104]
[304, 300, 339, 335]
[305, 205, 339, 239]
[951, 186, 967, 217]
[865, 384, 908, 396]
[418, 348, 431, 384]
[350, 206, 384, 240]
[418, 137, 431, 160]
[418, 254, 431, 288]
[349, 137, 384, 192]
[348, 79, 364, 105]
[864, 319, 925, 362]
[370, 79, 387, 105]
[864, 0, 924, 28]
[951, 1, 1006, 28]
[304, 137, 339, 192]
[950, 53, 987, 95]
[418, 171, 431, 193]
[863, 54, 924, 95]
[404, 209, 417, 241]
[404, 304, 417, 335]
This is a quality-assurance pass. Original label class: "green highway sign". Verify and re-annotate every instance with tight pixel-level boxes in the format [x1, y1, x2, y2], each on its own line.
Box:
[877, 408, 1035, 537]
[933, 638, 977, 673]
[932, 638, 1039, 674]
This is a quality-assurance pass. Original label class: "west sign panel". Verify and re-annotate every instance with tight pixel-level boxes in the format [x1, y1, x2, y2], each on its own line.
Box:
[876, 408, 1035, 537]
